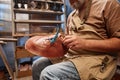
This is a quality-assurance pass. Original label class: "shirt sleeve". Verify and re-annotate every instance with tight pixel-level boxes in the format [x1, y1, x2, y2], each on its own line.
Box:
[105, 0, 120, 38]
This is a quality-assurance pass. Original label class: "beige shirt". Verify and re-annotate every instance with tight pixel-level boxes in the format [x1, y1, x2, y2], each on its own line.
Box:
[65, 0, 120, 80]
[51, 0, 120, 80]
[85, 0, 120, 38]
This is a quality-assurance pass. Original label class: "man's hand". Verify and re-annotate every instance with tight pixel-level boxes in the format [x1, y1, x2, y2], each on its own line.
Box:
[63, 35, 86, 51]
[63, 35, 120, 54]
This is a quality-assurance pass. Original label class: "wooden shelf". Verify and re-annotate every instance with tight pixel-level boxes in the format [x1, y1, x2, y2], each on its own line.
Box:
[14, 9, 64, 14]
[0, 31, 12, 36]
[12, 0, 66, 78]
[15, 46, 35, 59]
[34, 0, 64, 4]
[0, 38, 17, 42]
[0, 41, 7, 44]
[16, 70, 32, 78]
[0, 1, 11, 4]
[0, 19, 12, 22]
[14, 20, 64, 24]
[0, 23, 4, 26]
[13, 33, 54, 37]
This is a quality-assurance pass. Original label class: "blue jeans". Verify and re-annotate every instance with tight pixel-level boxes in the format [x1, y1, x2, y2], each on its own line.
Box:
[32, 57, 80, 80]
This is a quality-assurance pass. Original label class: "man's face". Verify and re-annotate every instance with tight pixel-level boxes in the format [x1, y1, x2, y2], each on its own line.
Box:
[69, 0, 85, 10]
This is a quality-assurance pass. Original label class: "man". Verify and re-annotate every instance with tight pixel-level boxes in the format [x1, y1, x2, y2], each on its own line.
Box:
[29, 0, 120, 80]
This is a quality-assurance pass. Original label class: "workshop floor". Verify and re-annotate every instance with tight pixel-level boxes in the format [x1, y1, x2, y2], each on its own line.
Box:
[15, 76, 32, 80]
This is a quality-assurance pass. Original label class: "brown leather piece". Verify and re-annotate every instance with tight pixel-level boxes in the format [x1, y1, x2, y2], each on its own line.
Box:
[25, 35, 68, 58]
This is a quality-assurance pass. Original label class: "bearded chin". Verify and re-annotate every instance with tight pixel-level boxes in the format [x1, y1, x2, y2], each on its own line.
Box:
[70, 0, 85, 10]
[71, 2, 82, 10]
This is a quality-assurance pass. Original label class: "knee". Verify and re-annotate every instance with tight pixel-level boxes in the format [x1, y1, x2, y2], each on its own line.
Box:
[32, 58, 43, 72]
[41, 66, 51, 75]
[32, 57, 47, 71]
[32, 57, 52, 74]
[40, 66, 54, 79]
[32, 60, 38, 72]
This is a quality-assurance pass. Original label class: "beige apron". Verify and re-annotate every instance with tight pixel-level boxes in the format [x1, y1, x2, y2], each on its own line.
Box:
[50, 10, 117, 80]
[66, 10, 117, 80]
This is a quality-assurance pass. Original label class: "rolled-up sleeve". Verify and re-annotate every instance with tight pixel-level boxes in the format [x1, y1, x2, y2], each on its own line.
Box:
[105, 1, 120, 38]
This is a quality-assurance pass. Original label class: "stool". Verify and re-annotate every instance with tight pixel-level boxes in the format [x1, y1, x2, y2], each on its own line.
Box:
[0, 38, 17, 80]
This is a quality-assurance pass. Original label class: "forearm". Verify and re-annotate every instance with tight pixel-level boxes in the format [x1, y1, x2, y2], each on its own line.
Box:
[84, 38, 120, 54]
